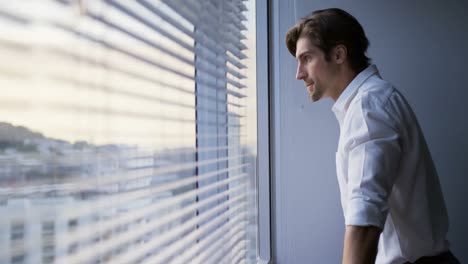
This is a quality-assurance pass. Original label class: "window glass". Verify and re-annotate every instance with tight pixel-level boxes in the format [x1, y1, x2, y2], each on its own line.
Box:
[0, 0, 257, 263]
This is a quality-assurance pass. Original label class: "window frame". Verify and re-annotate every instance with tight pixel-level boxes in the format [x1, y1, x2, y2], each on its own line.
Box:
[256, 0, 272, 263]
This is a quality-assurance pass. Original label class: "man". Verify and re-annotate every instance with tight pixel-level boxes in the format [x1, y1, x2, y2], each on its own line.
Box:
[285, 8, 460, 264]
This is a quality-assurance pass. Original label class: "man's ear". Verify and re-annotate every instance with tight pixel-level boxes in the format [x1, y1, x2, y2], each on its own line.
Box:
[333, 44, 347, 64]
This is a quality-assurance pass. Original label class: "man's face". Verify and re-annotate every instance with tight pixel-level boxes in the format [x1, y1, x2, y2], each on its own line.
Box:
[295, 37, 336, 102]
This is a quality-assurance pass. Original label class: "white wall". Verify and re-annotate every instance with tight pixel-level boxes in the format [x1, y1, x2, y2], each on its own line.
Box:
[270, 1, 468, 263]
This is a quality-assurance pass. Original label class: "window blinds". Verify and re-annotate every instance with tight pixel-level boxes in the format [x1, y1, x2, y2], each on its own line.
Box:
[0, 0, 257, 263]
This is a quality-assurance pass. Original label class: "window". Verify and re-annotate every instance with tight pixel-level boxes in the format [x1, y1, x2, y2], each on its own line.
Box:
[0, 0, 262, 263]
[10, 222, 24, 242]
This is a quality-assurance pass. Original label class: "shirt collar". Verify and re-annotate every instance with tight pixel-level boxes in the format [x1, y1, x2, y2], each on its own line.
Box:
[332, 64, 379, 114]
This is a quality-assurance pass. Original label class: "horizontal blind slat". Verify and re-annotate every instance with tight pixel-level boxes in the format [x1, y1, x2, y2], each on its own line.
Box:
[115, 203, 249, 264]
[59, 193, 249, 263]
[133, 200, 250, 264]
[56, 183, 248, 254]
[171, 219, 248, 264]
[0, 154, 248, 197]
[162, 0, 247, 61]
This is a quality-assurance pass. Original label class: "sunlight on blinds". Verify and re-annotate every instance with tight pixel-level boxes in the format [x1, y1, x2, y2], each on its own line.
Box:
[0, 0, 258, 263]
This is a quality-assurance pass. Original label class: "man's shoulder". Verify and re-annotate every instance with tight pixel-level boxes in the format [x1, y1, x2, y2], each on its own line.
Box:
[353, 75, 396, 110]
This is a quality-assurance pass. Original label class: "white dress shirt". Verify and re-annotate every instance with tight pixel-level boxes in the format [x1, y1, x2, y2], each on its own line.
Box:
[332, 65, 450, 264]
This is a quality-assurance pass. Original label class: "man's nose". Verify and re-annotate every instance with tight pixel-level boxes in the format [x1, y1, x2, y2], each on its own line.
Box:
[296, 64, 306, 80]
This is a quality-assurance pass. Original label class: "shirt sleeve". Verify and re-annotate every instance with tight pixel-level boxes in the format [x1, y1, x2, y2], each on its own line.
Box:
[342, 93, 401, 229]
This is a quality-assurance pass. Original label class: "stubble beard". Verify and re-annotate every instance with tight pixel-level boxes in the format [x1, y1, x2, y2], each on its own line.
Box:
[309, 85, 323, 102]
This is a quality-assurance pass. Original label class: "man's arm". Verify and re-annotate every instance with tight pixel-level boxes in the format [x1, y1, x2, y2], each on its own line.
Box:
[342, 225, 381, 264]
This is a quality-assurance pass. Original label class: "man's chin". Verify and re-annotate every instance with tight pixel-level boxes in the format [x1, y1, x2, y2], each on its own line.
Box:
[309, 93, 322, 102]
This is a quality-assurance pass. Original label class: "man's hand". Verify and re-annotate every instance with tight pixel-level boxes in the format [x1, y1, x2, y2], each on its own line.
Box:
[342, 225, 381, 264]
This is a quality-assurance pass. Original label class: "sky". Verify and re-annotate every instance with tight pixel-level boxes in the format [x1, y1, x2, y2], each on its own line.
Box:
[0, 0, 257, 152]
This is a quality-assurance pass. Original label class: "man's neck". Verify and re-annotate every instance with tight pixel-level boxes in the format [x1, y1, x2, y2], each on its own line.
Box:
[330, 67, 358, 102]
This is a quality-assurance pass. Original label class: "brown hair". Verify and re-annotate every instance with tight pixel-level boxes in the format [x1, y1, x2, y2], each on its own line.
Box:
[285, 8, 371, 73]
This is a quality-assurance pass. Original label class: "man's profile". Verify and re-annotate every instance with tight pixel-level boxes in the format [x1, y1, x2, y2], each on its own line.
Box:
[285, 8, 460, 264]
